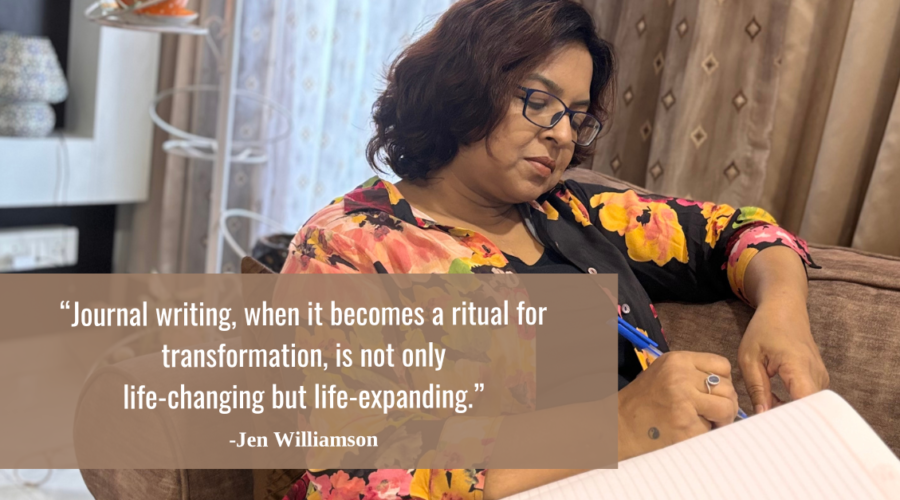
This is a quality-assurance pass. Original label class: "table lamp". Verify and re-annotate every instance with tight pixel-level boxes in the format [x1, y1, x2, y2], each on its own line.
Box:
[0, 32, 69, 137]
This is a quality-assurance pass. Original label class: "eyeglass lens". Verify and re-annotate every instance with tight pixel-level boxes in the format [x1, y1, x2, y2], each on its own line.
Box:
[524, 90, 600, 146]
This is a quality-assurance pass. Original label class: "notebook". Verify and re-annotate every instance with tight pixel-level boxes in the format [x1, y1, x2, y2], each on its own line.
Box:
[506, 390, 900, 500]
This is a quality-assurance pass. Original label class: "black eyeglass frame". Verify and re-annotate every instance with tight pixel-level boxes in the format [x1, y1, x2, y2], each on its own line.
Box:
[517, 86, 603, 146]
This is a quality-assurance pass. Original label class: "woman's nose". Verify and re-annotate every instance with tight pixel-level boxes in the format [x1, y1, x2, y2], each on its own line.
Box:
[543, 114, 576, 144]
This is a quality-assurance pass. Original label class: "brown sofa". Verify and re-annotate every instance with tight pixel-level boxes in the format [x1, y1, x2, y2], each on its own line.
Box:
[79, 170, 900, 500]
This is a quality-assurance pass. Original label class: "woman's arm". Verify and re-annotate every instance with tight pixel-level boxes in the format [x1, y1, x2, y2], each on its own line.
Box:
[743, 244, 809, 308]
[571, 182, 818, 304]
[572, 182, 828, 410]
[737, 245, 829, 413]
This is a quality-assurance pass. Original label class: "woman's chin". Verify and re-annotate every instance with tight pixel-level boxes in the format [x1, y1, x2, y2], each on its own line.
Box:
[508, 178, 555, 203]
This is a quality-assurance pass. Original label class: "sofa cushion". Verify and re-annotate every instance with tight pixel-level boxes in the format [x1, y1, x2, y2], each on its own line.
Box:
[563, 166, 650, 193]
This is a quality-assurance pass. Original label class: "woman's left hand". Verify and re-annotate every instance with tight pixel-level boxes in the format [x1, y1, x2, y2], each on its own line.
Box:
[737, 297, 829, 415]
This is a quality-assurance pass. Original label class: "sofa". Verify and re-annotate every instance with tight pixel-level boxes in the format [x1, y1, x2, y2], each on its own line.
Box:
[79, 169, 900, 500]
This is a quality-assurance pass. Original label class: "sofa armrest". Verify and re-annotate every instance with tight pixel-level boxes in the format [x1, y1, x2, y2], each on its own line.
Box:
[80, 468, 254, 500]
[76, 336, 254, 500]
[655, 245, 900, 456]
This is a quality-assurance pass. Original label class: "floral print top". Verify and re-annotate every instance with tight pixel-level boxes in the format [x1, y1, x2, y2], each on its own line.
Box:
[280, 175, 817, 500]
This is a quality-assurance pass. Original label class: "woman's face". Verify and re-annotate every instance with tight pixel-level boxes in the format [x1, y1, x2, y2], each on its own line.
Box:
[448, 43, 594, 204]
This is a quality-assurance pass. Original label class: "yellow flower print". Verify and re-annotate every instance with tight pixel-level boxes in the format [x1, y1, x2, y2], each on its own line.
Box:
[733, 206, 777, 229]
[570, 200, 590, 226]
[448, 227, 475, 238]
[462, 252, 507, 269]
[541, 201, 559, 221]
[449, 228, 507, 269]
[556, 191, 591, 226]
[591, 191, 689, 266]
[701, 202, 736, 248]
[728, 245, 759, 302]
[409, 468, 432, 499]
[383, 180, 404, 205]
[303, 228, 330, 262]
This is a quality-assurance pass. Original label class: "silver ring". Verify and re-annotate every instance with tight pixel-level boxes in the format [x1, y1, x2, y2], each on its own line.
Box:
[706, 373, 721, 394]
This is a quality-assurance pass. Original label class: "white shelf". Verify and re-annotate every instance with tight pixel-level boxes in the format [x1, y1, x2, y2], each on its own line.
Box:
[0, 0, 160, 208]
[0, 132, 152, 207]
[84, 1, 209, 36]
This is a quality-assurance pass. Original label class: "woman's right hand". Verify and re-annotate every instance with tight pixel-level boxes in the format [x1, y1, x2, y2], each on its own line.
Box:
[617, 351, 739, 461]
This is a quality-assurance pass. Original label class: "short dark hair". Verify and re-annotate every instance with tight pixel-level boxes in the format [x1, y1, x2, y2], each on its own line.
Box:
[366, 0, 616, 181]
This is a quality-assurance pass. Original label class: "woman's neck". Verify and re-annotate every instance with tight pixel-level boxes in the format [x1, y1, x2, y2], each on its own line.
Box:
[393, 171, 520, 233]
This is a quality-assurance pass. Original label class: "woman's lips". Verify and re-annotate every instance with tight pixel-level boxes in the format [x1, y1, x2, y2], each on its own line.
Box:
[525, 157, 556, 177]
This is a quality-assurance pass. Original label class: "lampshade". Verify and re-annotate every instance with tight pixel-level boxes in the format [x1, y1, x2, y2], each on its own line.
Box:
[0, 101, 55, 137]
[0, 32, 68, 104]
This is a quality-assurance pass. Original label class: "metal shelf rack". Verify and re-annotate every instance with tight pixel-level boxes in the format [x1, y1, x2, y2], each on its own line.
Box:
[85, 0, 292, 273]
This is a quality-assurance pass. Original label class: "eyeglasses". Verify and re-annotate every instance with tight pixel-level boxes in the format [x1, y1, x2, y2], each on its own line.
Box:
[517, 86, 602, 146]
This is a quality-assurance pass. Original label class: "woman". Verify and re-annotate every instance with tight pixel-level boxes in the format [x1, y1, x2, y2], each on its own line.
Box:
[280, 0, 829, 498]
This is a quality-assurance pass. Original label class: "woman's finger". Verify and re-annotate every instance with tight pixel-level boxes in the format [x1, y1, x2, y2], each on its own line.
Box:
[780, 364, 819, 400]
[740, 356, 773, 414]
[692, 392, 739, 428]
[692, 368, 737, 402]
[771, 392, 785, 408]
[684, 352, 733, 379]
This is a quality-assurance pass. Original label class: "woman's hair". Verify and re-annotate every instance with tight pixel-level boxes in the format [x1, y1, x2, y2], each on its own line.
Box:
[366, 0, 615, 181]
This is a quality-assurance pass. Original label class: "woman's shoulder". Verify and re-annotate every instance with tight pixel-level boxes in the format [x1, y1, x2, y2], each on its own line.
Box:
[301, 198, 354, 232]
[298, 176, 389, 232]
[282, 177, 420, 274]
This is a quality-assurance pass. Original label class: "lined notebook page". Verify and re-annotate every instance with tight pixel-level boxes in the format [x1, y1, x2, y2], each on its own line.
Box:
[506, 390, 900, 500]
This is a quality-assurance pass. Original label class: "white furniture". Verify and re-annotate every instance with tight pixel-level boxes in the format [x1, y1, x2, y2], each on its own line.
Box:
[1, 0, 290, 275]
[0, 0, 160, 207]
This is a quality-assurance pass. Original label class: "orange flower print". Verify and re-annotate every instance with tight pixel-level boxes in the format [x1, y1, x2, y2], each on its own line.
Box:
[591, 190, 689, 266]
[329, 470, 367, 500]
[293, 226, 360, 272]
[309, 470, 366, 500]
[449, 229, 507, 270]
[362, 469, 412, 499]
[556, 190, 591, 226]
[673, 197, 736, 248]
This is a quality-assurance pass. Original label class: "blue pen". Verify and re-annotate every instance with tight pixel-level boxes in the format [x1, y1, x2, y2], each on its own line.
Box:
[617, 317, 658, 347]
[617, 316, 748, 420]
[617, 318, 663, 357]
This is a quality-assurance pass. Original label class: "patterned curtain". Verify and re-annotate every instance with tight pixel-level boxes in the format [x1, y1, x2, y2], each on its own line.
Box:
[578, 0, 791, 204]
[249, 0, 457, 250]
[578, 0, 900, 256]
[127, 0, 900, 273]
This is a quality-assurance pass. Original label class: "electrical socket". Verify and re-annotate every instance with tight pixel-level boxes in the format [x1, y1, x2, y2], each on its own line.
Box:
[0, 225, 79, 272]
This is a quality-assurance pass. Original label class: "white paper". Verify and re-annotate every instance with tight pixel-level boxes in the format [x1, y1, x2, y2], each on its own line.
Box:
[505, 390, 900, 500]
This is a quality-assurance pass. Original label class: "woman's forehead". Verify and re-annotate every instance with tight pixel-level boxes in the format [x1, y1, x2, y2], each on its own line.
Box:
[526, 46, 593, 97]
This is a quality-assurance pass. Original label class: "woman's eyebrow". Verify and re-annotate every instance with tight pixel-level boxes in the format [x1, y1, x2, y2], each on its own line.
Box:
[527, 74, 563, 94]
[526, 73, 591, 107]
[571, 99, 591, 108]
